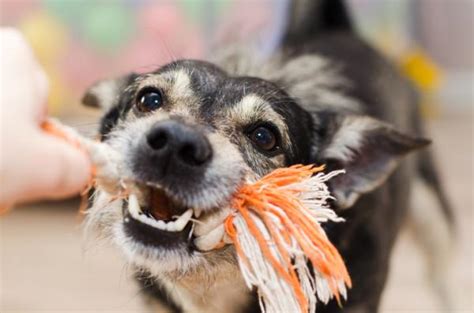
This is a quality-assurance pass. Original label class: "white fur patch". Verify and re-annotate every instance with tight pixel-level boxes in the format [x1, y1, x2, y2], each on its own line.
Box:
[170, 69, 193, 99]
[88, 79, 121, 109]
[323, 116, 376, 161]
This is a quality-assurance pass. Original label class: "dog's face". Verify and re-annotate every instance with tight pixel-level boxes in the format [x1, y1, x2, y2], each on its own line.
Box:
[84, 60, 314, 277]
[83, 58, 428, 280]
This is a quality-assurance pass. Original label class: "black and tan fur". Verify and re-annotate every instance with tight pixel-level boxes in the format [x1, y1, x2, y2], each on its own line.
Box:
[83, 1, 454, 312]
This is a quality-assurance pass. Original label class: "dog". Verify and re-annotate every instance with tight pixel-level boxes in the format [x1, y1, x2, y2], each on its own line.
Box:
[82, 0, 454, 312]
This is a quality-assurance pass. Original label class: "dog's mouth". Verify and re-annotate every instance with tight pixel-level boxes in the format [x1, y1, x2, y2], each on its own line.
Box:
[122, 185, 229, 251]
[127, 188, 195, 232]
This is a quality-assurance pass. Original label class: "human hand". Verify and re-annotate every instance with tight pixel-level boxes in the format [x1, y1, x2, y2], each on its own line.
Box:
[0, 28, 91, 208]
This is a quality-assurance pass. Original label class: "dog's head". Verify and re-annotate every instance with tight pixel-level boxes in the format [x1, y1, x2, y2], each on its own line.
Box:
[83, 58, 428, 279]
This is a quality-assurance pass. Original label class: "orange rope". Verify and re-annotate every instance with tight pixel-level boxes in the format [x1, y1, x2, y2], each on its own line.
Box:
[226, 164, 351, 311]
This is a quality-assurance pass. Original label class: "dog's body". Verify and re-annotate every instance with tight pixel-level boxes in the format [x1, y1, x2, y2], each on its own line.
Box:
[83, 1, 453, 312]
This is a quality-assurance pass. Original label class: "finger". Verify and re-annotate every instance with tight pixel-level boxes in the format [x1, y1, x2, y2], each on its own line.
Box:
[13, 134, 92, 204]
[33, 134, 92, 200]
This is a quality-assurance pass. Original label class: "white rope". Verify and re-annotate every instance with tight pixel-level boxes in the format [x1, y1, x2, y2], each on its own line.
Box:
[231, 170, 348, 313]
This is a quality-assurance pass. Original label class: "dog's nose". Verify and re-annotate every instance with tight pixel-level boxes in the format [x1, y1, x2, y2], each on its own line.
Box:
[146, 120, 212, 168]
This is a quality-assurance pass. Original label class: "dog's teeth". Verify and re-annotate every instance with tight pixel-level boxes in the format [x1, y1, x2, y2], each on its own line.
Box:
[194, 207, 203, 218]
[128, 194, 141, 218]
[194, 224, 225, 251]
[173, 209, 193, 231]
[157, 220, 167, 229]
[130, 207, 193, 232]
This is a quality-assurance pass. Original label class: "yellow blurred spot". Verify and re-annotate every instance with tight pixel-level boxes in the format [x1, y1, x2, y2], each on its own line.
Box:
[20, 11, 68, 63]
[400, 49, 442, 92]
[400, 49, 443, 119]
[44, 68, 69, 115]
[20, 11, 70, 114]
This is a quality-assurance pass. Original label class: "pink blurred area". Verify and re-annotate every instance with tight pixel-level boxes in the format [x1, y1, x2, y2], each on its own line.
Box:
[0, 0, 274, 114]
[0, 0, 40, 23]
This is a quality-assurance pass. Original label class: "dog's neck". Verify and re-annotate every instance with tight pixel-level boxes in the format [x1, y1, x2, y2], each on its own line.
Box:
[159, 262, 251, 313]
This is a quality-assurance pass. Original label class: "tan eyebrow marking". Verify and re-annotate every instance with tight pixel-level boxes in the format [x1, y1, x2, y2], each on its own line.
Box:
[228, 94, 291, 151]
[169, 70, 193, 98]
[134, 70, 198, 117]
[136, 70, 192, 96]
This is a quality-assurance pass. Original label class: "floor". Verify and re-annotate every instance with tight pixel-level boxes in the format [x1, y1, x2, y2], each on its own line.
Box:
[1, 112, 472, 313]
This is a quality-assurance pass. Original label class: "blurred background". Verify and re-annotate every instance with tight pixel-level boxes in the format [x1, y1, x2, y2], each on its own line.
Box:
[0, 0, 472, 312]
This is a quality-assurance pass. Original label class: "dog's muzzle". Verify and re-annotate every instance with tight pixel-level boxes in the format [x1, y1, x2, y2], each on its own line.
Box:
[117, 119, 237, 252]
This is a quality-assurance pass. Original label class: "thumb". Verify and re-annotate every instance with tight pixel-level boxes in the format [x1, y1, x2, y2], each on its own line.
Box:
[19, 133, 92, 203]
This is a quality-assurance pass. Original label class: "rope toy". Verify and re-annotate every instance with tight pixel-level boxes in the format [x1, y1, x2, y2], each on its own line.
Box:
[41, 119, 351, 313]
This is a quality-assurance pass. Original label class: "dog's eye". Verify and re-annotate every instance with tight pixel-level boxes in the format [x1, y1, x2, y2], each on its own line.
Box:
[249, 126, 278, 152]
[136, 87, 163, 112]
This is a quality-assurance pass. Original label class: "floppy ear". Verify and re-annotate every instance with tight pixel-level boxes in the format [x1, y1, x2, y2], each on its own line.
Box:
[313, 114, 430, 209]
[82, 73, 137, 138]
[82, 73, 137, 110]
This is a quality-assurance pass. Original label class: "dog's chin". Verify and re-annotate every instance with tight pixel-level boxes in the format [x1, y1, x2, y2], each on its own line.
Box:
[113, 223, 204, 275]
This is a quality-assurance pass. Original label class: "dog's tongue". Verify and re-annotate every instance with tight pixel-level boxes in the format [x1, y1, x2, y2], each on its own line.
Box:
[149, 189, 173, 220]
[148, 188, 191, 220]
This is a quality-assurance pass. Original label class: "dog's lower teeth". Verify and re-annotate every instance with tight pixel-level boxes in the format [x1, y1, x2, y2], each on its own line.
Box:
[127, 194, 193, 232]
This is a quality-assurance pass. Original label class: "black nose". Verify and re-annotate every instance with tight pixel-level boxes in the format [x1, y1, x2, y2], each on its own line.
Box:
[145, 120, 212, 168]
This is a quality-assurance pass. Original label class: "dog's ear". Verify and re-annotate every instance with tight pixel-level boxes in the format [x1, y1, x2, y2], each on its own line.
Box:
[82, 73, 137, 138]
[82, 73, 137, 110]
[313, 113, 430, 209]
